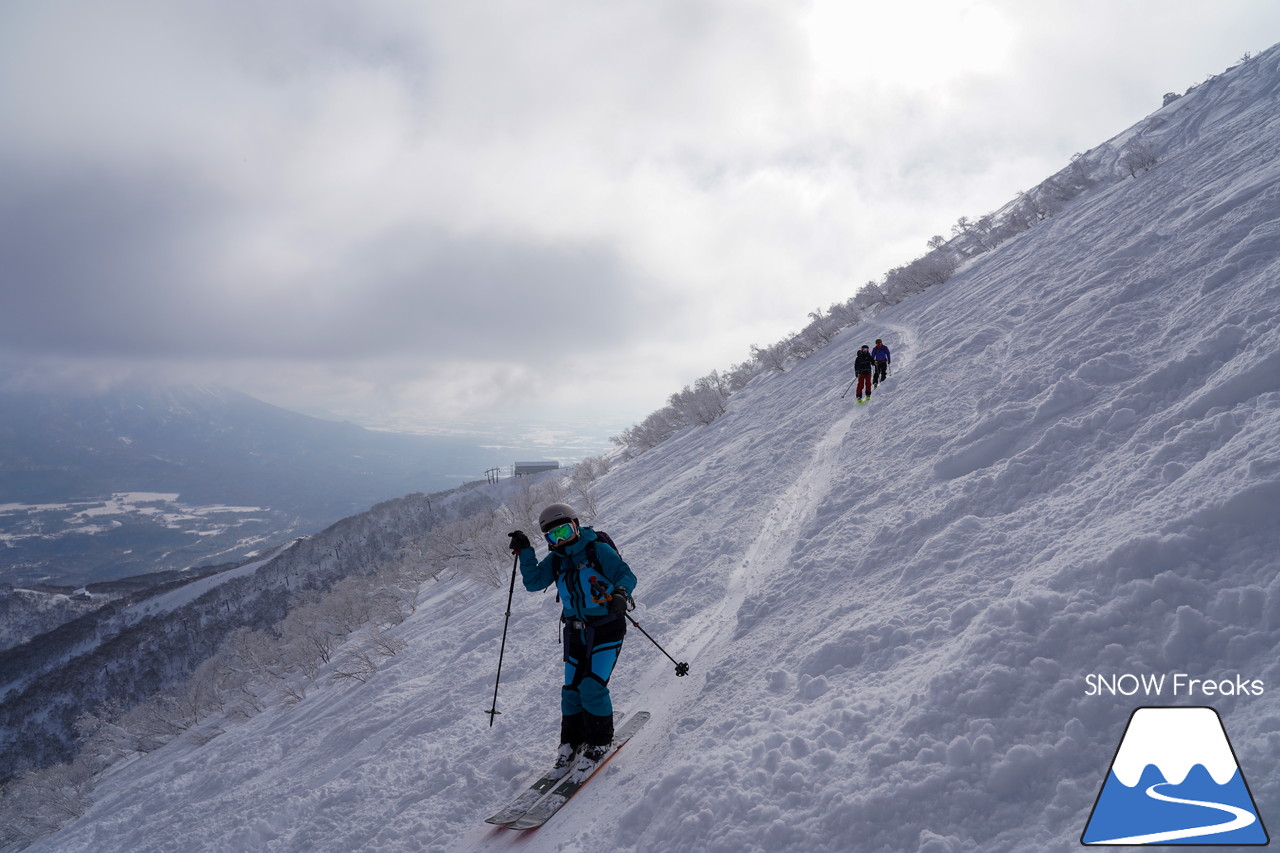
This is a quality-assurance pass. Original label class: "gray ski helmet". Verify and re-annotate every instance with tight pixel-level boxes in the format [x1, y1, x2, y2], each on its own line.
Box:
[539, 502, 578, 533]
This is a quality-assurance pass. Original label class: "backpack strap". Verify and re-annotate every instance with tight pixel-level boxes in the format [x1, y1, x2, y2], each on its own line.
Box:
[552, 538, 620, 585]
[593, 539, 633, 593]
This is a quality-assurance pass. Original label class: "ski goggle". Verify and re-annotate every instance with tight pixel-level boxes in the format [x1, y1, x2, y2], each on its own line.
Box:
[544, 522, 577, 546]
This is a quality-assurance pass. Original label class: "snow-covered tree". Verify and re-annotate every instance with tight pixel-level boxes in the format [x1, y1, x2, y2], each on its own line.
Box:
[0, 762, 94, 845]
[750, 341, 789, 373]
[425, 510, 515, 588]
[1119, 136, 1160, 178]
[854, 280, 887, 311]
[330, 648, 379, 685]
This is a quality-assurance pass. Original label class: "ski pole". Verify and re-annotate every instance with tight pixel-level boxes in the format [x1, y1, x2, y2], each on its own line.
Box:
[839, 376, 857, 399]
[625, 613, 691, 677]
[589, 577, 690, 677]
[486, 552, 520, 726]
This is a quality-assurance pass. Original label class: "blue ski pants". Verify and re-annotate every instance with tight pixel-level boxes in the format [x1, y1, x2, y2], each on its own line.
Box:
[561, 616, 625, 739]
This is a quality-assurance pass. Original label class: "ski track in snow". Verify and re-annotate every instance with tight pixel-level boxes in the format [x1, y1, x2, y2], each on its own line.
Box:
[1090, 782, 1258, 845]
[22, 43, 1280, 853]
[676, 381, 863, 668]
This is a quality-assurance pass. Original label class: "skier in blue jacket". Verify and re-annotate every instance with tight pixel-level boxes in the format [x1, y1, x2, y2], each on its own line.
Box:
[508, 502, 637, 779]
[871, 338, 891, 387]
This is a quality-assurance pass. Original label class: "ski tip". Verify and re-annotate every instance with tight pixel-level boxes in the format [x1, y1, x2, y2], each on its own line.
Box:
[617, 711, 652, 734]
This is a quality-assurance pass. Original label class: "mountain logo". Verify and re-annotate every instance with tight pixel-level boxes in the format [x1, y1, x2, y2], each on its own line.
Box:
[1082, 706, 1269, 846]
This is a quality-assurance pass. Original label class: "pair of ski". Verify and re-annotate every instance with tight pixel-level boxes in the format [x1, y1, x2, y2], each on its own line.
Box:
[485, 711, 650, 831]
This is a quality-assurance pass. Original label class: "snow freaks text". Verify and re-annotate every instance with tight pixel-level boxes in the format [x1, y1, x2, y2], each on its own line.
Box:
[1085, 673, 1264, 698]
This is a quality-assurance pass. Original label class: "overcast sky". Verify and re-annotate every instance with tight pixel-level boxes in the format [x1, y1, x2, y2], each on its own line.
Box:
[3, 1, 1278, 443]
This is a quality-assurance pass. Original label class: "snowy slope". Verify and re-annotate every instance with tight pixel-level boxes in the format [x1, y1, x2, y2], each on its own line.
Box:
[27, 46, 1280, 853]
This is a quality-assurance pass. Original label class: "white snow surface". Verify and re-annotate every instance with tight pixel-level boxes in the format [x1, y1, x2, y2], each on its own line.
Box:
[1110, 708, 1239, 787]
[28, 46, 1280, 853]
[120, 549, 285, 623]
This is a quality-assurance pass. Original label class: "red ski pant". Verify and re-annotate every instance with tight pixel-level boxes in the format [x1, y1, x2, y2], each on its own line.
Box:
[856, 374, 873, 397]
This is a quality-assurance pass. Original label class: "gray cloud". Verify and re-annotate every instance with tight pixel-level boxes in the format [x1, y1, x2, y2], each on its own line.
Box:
[5, 173, 218, 346]
[3, 0, 1279, 428]
[2, 163, 654, 361]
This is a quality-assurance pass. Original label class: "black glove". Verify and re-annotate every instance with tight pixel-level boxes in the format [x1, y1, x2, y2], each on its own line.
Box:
[608, 587, 631, 616]
[508, 530, 532, 554]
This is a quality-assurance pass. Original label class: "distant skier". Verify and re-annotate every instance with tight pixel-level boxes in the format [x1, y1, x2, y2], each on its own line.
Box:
[872, 339, 891, 387]
[508, 503, 637, 781]
[852, 345, 875, 403]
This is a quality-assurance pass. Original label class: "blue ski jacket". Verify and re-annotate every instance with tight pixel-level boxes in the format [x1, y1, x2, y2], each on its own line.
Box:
[872, 344, 891, 363]
[519, 527, 637, 621]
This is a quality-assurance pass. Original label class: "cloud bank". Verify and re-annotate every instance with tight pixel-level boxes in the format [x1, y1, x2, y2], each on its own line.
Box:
[3, 0, 1277, 428]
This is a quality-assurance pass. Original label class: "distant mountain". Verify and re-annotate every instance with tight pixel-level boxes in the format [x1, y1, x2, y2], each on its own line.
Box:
[0, 481, 506, 784]
[0, 382, 495, 585]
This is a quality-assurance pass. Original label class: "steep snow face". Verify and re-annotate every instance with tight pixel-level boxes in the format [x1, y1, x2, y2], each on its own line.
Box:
[1110, 708, 1239, 787]
[27, 44, 1280, 853]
